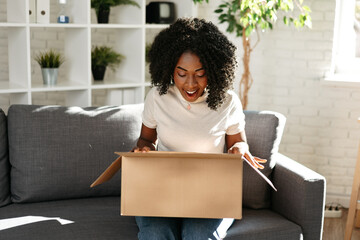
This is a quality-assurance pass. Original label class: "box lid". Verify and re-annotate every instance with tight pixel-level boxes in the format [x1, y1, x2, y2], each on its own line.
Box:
[90, 152, 242, 188]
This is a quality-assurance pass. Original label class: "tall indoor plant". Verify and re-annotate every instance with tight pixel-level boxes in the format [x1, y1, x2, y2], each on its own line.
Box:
[193, 0, 312, 109]
[91, 45, 125, 81]
[34, 49, 65, 86]
[91, 0, 141, 23]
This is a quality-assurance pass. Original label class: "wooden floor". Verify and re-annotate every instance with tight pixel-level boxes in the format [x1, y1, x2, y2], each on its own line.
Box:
[323, 208, 360, 240]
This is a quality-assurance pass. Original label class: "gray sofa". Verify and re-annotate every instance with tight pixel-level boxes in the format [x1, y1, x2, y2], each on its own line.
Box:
[0, 104, 325, 240]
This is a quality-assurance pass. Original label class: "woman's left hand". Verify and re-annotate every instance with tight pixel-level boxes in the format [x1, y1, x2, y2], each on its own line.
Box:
[228, 142, 267, 169]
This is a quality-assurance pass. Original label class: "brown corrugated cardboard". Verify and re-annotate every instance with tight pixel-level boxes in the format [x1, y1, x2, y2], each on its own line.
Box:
[91, 151, 243, 219]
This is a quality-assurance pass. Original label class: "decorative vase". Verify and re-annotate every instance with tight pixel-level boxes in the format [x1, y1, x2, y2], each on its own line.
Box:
[41, 68, 58, 86]
[96, 6, 110, 23]
[92, 65, 107, 81]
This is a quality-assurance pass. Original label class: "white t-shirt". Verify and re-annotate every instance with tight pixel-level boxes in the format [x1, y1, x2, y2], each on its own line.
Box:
[142, 85, 245, 153]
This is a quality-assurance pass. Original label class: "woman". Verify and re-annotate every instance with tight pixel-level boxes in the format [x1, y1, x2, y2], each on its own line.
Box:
[133, 18, 265, 240]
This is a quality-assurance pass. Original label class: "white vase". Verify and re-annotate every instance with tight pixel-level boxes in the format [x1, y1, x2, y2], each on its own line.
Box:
[41, 68, 58, 86]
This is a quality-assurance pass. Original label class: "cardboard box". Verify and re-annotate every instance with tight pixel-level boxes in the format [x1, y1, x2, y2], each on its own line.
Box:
[91, 152, 243, 219]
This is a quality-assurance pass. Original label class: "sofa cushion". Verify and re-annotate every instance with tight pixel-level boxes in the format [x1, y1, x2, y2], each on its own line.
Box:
[0, 197, 301, 240]
[0, 108, 11, 207]
[8, 104, 143, 203]
[227, 208, 302, 239]
[0, 197, 139, 240]
[242, 111, 286, 209]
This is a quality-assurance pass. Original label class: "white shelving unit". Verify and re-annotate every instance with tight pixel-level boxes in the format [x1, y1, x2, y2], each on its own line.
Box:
[0, 0, 196, 111]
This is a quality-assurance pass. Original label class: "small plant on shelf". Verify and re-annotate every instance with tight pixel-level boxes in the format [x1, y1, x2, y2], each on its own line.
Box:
[91, 45, 125, 81]
[34, 49, 65, 68]
[34, 49, 65, 86]
[91, 0, 141, 23]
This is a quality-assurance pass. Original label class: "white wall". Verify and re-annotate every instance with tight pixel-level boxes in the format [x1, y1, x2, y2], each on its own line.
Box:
[198, 0, 360, 207]
[0, 0, 359, 207]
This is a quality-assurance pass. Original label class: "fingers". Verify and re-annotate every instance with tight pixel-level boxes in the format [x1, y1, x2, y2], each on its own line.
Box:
[244, 153, 265, 169]
[228, 148, 267, 169]
[254, 157, 267, 163]
[228, 147, 240, 154]
[133, 146, 151, 153]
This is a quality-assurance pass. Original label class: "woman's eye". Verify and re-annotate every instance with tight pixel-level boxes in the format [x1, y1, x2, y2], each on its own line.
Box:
[196, 73, 205, 77]
[177, 73, 186, 77]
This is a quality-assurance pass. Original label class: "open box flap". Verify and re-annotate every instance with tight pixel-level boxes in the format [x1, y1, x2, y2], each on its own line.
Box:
[91, 152, 276, 191]
[90, 156, 122, 188]
[115, 151, 243, 159]
[242, 156, 277, 191]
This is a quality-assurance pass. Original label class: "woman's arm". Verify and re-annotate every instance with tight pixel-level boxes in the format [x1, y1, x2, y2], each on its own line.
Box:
[132, 124, 157, 152]
[226, 131, 266, 169]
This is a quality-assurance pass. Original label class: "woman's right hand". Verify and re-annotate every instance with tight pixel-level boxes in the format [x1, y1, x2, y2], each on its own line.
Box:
[132, 146, 152, 152]
[131, 124, 157, 153]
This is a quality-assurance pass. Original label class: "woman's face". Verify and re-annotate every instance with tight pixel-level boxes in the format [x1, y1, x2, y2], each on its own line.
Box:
[173, 51, 208, 102]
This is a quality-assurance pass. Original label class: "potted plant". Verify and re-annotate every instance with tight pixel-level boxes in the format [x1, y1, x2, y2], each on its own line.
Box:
[34, 49, 65, 86]
[91, 0, 141, 24]
[193, 0, 312, 109]
[91, 45, 125, 81]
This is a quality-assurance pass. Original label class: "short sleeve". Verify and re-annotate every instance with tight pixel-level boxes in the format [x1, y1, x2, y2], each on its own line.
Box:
[226, 92, 245, 135]
[141, 88, 157, 129]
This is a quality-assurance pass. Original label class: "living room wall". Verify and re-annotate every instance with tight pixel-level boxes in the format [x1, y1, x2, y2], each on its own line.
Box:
[0, 0, 359, 207]
[198, 0, 360, 207]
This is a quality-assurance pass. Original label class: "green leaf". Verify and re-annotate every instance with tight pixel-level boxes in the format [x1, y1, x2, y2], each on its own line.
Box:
[91, 45, 125, 71]
[214, 0, 312, 37]
[269, 22, 273, 29]
[283, 16, 289, 25]
[303, 5, 311, 13]
[91, 0, 140, 10]
[192, 0, 208, 4]
[34, 49, 65, 68]
[242, 17, 249, 27]
[245, 25, 253, 36]
[304, 15, 312, 28]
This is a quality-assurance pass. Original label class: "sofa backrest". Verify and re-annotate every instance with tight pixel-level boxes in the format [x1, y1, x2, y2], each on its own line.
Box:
[0, 109, 11, 207]
[8, 104, 143, 203]
[6, 104, 286, 208]
[243, 110, 286, 209]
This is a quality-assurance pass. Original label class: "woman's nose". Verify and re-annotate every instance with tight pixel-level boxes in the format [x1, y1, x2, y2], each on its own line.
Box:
[185, 75, 197, 87]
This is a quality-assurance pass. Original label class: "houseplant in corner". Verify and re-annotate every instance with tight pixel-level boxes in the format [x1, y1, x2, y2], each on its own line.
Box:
[193, 0, 312, 109]
[34, 49, 65, 86]
[91, 0, 141, 23]
[91, 45, 125, 81]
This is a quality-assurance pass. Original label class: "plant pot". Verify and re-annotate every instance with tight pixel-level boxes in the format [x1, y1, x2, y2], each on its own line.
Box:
[41, 68, 58, 86]
[96, 6, 110, 24]
[92, 65, 107, 81]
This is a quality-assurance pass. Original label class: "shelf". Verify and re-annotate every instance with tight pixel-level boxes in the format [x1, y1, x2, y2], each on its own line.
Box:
[145, 24, 169, 29]
[29, 23, 88, 28]
[91, 80, 148, 89]
[0, 0, 196, 109]
[31, 81, 88, 92]
[0, 82, 28, 94]
[90, 24, 143, 29]
[90, 1, 143, 25]
[92, 86, 145, 106]
[0, 23, 26, 27]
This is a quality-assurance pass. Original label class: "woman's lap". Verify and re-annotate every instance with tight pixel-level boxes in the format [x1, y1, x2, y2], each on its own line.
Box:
[135, 216, 234, 240]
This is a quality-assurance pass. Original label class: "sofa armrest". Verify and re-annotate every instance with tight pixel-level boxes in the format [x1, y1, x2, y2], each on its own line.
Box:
[271, 153, 326, 240]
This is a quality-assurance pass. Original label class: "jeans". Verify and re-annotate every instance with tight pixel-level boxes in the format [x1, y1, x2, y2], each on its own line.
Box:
[135, 217, 234, 240]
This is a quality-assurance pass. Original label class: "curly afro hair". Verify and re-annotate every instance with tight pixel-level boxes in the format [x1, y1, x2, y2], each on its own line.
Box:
[148, 17, 237, 110]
